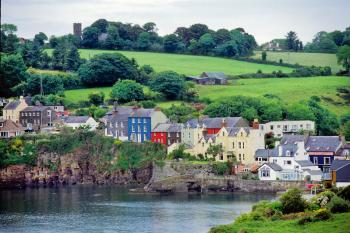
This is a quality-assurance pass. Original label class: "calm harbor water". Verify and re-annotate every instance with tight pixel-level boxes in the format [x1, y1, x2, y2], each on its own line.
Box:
[0, 185, 275, 233]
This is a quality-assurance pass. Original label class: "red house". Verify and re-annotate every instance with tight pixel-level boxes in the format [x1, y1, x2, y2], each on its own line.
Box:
[199, 117, 248, 135]
[151, 123, 182, 146]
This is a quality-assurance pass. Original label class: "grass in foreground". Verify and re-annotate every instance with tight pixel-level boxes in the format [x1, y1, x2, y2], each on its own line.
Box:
[45, 49, 294, 76]
[251, 51, 342, 73]
[209, 212, 350, 233]
[64, 76, 349, 117]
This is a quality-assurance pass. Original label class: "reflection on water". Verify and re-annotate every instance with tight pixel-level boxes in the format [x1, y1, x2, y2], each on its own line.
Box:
[0, 186, 275, 233]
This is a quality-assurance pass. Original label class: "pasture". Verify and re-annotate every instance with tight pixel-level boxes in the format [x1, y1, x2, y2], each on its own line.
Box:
[64, 76, 349, 117]
[46, 49, 293, 76]
[251, 51, 342, 72]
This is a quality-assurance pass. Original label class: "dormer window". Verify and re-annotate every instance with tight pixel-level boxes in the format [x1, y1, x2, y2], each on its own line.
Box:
[0, 123, 3, 127]
[286, 150, 290, 156]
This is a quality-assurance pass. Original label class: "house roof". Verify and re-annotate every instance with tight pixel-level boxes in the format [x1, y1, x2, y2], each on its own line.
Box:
[255, 143, 299, 158]
[186, 117, 248, 129]
[64, 116, 90, 124]
[255, 149, 273, 158]
[4, 100, 21, 110]
[228, 127, 250, 136]
[0, 119, 24, 132]
[330, 160, 350, 171]
[306, 136, 342, 152]
[130, 108, 156, 117]
[260, 163, 283, 171]
[152, 123, 172, 132]
[303, 169, 323, 176]
[202, 134, 217, 143]
[22, 106, 50, 112]
[295, 160, 314, 167]
[201, 72, 227, 79]
[280, 134, 305, 145]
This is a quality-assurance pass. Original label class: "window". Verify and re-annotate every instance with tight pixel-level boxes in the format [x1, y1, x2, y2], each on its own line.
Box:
[242, 142, 245, 149]
[243, 154, 245, 160]
[144, 125, 147, 132]
[239, 154, 241, 161]
[120, 122, 124, 128]
[37, 112, 39, 116]
[132, 118, 135, 123]
[241, 132, 243, 137]
[273, 159, 277, 163]
[270, 125, 274, 130]
[292, 125, 297, 131]
[260, 125, 264, 130]
[202, 143, 204, 147]
[1, 132, 8, 137]
[29, 113, 31, 116]
[286, 150, 290, 156]
[138, 125, 141, 131]
[143, 119, 147, 123]
[222, 131, 225, 136]
[324, 157, 331, 165]
[313, 157, 318, 164]
[306, 124, 311, 130]
[277, 125, 281, 128]
[284, 160, 292, 165]
[283, 125, 287, 131]
[138, 118, 141, 123]
[260, 168, 270, 177]
[0, 123, 3, 127]
[220, 155, 223, 160]
[115, 122, 118, 127]
[300, 124, 303, 128]
[144, 133, 147, 140]
[238, 142, 242, 149]
[232, 142, 235, 148]
[132, 125, 135, 132]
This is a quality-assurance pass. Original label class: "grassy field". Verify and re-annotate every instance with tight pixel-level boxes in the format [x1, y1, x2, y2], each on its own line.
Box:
[251, 51, 342, 73]
[64, 76, 349, 117]
[46, 49, 293, 76]
[209, 212, 350, 233]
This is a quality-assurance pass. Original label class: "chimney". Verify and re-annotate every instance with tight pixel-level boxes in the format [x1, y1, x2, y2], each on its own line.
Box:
[252, 119, 259, 129]
[221, 118, 227, 128]
[278, 145, 282, 156]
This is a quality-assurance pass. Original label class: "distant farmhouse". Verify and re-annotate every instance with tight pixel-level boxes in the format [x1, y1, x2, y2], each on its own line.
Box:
[261, 39, 286, 51]
[187, 72, 228, 85]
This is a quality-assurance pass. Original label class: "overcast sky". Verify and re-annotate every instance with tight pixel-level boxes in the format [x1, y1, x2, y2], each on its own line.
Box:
[2, 0, 349, 44]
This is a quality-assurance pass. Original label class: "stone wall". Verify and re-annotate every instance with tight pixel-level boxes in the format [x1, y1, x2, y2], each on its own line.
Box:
[233, 179, 306, 193]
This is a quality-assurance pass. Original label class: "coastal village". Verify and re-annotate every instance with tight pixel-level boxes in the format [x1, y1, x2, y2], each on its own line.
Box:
[1, 93, 349, 187]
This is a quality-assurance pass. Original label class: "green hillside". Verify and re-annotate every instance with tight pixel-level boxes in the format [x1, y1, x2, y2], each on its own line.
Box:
[46, 49, 293, 76]
[64, 76, 349, 117]
[251, 51, 342, 72]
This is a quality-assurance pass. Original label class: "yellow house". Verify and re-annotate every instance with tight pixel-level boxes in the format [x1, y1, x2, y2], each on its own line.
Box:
[3, 96, 30, 123]
[185, 126, 265, 165]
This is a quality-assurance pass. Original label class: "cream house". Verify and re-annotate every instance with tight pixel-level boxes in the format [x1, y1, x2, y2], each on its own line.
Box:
[184, 126, 265, 164]
[3, 96, 30, 123]
[259, 120, 315, 138]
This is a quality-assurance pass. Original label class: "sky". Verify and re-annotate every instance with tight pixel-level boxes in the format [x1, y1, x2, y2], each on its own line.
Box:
[2, 0, 349, 44]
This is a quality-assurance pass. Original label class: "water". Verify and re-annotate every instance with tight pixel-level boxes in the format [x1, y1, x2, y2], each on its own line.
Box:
[0, 185, 275, 233]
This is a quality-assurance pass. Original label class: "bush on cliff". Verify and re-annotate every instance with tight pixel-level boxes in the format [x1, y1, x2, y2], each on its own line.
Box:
[0, 138, 38, 167]
[327, 196, 350, 213]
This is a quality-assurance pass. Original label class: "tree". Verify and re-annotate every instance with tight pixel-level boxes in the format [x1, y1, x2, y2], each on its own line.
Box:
[0, 54, 28, 97]
[337, 45, 350, 73]
[308, 99, 339, 135]
[91, 19, 109, 33]
[33, 32, 48, 46]
[137, 32, 151, 50]
[64, 46, 83, 71]
[188, 23, 209, 40]
[342, 121, 350, 141]
[163, 34, 180, 52]
[81, 26, 100, 48]
[78, 53, 139, 87]
[163, 103, 196, 123]
[196, 33, 216, 55]
[102, 26, 121, 49]
[88, 92, 105, 106]
[143, 22, 157, 33]
[149, 71, 185, 100]
[206, 144, 224, 160]
[286, 103, 316, 121]
[110, 80, 144, 103]
[20, 74, 64, 96]
[262, 51, 267, 61]
[1, 24, 19, 53]
[329, 30, 344, 46]
[19, 40, 47, 68]
[285, 31, 299, 51]
[214, 29, 231, 44]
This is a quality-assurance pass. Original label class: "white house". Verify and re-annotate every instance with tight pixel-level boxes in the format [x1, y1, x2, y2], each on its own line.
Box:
[63, 116, 98, 130]
[256, 135, 322, 181]
[259, 120, 315, 138]
[258, 163, 283, 181]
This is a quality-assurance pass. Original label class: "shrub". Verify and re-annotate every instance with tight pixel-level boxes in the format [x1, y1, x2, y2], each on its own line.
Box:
[308, 203, 321, 211]
[212, 162, 229, 175]
[338, 185, 350, 201]
[313, 208, 332, 221]
[298, 216, 313, 225]
[311, 190, 336, 208]
[139, 100, 156, 108]
[327, 196, 350, 213]
[280, 188, 307, 214]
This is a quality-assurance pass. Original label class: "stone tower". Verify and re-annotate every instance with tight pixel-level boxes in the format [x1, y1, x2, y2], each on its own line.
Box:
[73, 23, 82, 38]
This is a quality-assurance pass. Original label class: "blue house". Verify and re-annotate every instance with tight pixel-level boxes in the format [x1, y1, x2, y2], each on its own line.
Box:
[306, 136, 343, 173]
[128, 108, 167, 143]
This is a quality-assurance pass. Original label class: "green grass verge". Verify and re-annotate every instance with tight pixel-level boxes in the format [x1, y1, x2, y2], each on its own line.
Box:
[45, 49, 293, 76]
[251, 51, 342, 73]
[209, 212, 350, 233]
[64, 76, 349, 117]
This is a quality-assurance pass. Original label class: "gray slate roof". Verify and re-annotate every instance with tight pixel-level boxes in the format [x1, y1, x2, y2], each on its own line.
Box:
[130, 108, 156, 117]
[64, 116, 90, 124]
[255, 143, 298, 158]
[280, 134, 305, 145]
[303, 169, 323, 176]
[261, 163, 283, 171]
[201, 72, 227, 79]
[228, 127, 250, 136]
[4, 100, 21, 110]
[186, 117, 248, 129]
[306, 136, 342, 152]
[330, 160, 350, 171]
[22, 106, 50, 112]
[152, 123, 172, 132]
[202, 134, 217, 142]
[295, 160, 314, 167]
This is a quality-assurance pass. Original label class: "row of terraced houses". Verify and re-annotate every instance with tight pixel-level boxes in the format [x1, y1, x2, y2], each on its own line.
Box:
[1, 97, 349, 186]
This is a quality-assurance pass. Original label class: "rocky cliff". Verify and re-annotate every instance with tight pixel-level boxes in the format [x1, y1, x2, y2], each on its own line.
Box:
[0, 148, 152, 189]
